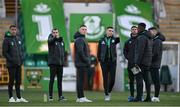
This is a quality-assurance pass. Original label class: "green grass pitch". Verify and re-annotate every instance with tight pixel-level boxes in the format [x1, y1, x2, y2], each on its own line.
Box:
[0, 89, 180, 106]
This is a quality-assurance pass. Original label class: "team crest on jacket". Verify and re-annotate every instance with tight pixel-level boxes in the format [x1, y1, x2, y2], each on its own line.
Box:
[61, 42, 64, 46]
[112, 40, 115, 43]
[18, 41, 21, 44]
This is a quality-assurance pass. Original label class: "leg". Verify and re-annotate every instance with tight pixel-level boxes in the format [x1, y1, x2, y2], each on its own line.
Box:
[135, 71, 143, 100]
[150, 68, 160, 97]
[100, 62, 109, 95]
[15, 66, 22, 99]
[8, 67, 15, 98]
[108, 62, 116, 93]
[142, 67, 151, 100]
[76, 67, 86, 98]
[88, 67, 95, 90]
[128, 67, 135, 97]
[57, 66, 63, 98]
[49, 65, 57, 99]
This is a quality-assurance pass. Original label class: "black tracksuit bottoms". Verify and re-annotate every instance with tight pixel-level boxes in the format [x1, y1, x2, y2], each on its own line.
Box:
[127, 67, 135, 97]
[76, 67, 88, 98]
[8, 66, 21, 99]
[49, 65, 63, 99]
[100, 61, 116, 95]
[150, 67, 160, 97]
[135, 66, 151, 100]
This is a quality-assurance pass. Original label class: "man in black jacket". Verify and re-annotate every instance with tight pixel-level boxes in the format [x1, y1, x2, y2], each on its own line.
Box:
[97, 26, 120, 101]
[2, 25, 28, 103]
[74, 25, 92, 103]
[123, 26, 138, 102]
[134, 23, 153, 102]
[48, 28, 66, 101]
[148, 27, 166, 102]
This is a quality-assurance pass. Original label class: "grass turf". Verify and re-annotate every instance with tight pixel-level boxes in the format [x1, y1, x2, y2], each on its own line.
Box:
[0, 89, 180, 106]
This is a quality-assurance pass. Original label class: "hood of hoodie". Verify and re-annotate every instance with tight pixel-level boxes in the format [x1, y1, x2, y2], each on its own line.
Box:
[154, 32, 166, 41]
[138, 30, 152, 39]
[4, 31, 17, 38]
[74, 32, 85, 39]
[4, 31, 12, 37]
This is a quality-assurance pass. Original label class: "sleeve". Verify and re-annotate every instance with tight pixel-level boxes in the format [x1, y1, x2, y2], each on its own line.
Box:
[153, 40, 162, 58]
[115, 37, 120, 44]
[48, 35, 56, 45]
[2, 38, 12, 62]
[134, 36, 146, 65]
[123, 41, 129, 60]
[75, 39, 90, 64]
[19, 37, 25, 61]
[63, 40, 66, 61]
[97, 40, 101, 61]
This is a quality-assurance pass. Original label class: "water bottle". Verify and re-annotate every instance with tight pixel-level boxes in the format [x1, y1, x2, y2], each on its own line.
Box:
[43, 93, 47, 102]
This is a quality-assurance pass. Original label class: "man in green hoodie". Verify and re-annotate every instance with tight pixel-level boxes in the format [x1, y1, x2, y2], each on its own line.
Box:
[2, 25, 28, 103]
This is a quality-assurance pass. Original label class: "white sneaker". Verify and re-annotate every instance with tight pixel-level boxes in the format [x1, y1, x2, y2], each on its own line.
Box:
[76, 98, 80, 102]
[16, 97, 28, 102]
[49, 98, 53, 101]
[151, 97, 160, 102]
[82, 97, 92, 102]
[8, 97, 16, 103]
[76, 97, 92, 103]
[105, 93, 111, 101]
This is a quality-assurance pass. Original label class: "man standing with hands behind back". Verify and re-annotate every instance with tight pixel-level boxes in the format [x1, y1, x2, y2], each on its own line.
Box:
[74, 25, 92, 103]
[2, 25, 28, 103]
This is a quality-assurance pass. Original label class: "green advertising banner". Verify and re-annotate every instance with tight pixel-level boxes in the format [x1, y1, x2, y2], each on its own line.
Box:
[21, 0, 68, 54]
[112, 0, 154, 45]
[70, 14, 113, 42]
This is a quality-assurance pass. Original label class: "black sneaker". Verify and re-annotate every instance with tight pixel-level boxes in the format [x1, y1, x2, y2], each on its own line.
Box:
[133, 97, 142, 102]
[59, 96, 67, 101]
[143, 98, 151, 102]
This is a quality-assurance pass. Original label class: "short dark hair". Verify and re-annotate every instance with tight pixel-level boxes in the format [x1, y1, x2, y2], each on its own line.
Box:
[52, 28, 59, 31]
[138, 23, 146, 29]
[131, 26, 137, 29]
[148, 27, 157, 30]
[106, 26, 113, 29]
[80, 25, 87, 28]
[9, 25, 16, 29]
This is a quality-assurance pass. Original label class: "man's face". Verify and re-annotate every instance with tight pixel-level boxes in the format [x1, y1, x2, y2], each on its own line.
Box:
[52, 30, 59, 37]
[150, 29, 158, 36]
[106, 28, 114, 37]
[138, 25, 144, 33]
[9, 27, 17, 36]
[79, 27, 87, 35]
[131, 27, 138, 37]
